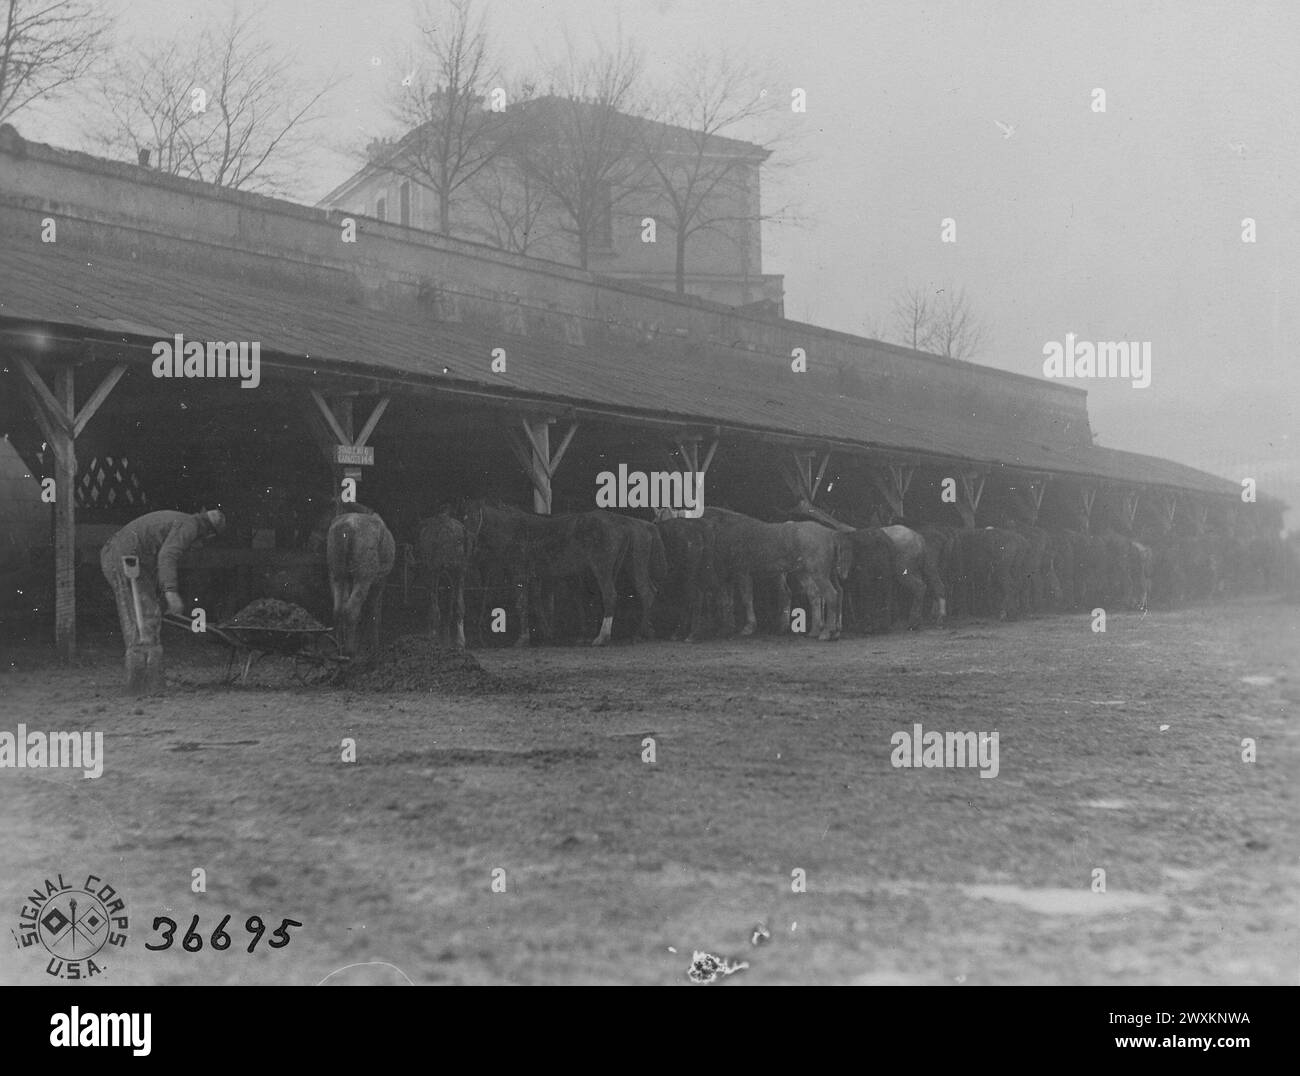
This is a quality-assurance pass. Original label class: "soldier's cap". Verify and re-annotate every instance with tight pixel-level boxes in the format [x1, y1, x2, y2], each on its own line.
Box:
[204, 509, 227, 534]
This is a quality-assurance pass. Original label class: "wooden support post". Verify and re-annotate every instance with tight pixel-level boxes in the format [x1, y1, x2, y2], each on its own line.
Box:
[506, 417, 577, 515]
[869, 463, 914, 523]
[1157, 490, 1177, 532]
[674, 434, 718, 479]
[524, 419, 550, 515]
[1122, 488, 1139, 531]
[781, 449, 814, 503]
[956, 469, 986, 529]
[52, 367, 76, 662]
[1018, 473, 1049, 524]
[781, 448, 833, 517]
[1077, 484, 1097, 534]
[331, 398, 354, 497]
[15, 358, 126, 661]
[306, 390, 389, 501]
[671, 434, 717, 513]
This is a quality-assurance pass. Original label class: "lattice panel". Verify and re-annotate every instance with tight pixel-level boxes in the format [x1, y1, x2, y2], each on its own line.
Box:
[76, 456, 149, 510]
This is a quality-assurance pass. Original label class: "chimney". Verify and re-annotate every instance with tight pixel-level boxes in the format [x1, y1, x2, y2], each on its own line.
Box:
[138, 148, 151, 167]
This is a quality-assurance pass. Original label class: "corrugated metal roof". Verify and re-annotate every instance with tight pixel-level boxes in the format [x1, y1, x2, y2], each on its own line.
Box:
[0, 242, 1241, 499]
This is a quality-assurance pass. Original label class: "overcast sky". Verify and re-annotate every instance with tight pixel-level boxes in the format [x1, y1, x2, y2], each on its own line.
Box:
[25, 0, 1300, 525]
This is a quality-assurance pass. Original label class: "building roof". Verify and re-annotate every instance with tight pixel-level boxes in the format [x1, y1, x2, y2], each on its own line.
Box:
[0, 239, 1243, 501]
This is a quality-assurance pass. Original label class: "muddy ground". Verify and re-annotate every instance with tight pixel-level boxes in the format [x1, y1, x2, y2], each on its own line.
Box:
[1, 597, 1296, 985]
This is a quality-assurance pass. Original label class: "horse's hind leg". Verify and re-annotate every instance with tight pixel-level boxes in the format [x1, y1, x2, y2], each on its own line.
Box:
[591, 570, 617, 646]
[635, 564, 655, 641]
[330, 579, 349, 651]
[901, 569, 925, 629]
[453, 569, 466, 649]
[777, 573, 795, 634]
[738, 574, 757, 636]
[428, 569, 443, 638]
[367, 583, 386, 656]
[685, 573, 705, 642]
[512, 567, 531, 647]
[820, 577, 843, 640]
[924, 558, 947, 622]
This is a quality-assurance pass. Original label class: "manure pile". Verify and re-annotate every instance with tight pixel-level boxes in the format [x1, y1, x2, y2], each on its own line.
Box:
[334, 635, 491, 692]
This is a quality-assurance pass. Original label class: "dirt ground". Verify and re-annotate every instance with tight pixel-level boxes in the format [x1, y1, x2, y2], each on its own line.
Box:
[2, 597, 1297, 985]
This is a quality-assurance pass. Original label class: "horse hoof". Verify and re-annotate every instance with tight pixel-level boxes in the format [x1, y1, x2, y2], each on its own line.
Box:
[740, 625, 756, 637]
[590, 637, 609, 647]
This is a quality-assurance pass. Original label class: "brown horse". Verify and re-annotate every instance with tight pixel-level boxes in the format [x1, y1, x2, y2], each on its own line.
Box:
[326, 512, 396, 658]
[603, 512, 667, 639]
[417, 512, 467, 648]
[881, 524, 946, 627]
[845, 527, 903, 631]
[462, 501, 631, 646]
[706, 507, 848, 641]
[655, 514, 718, 641]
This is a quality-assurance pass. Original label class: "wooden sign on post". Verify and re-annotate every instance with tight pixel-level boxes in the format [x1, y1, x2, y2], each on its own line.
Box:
[335, 445, 375, 466]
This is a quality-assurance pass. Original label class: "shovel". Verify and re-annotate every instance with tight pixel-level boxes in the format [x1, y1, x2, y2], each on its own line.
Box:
[121, 555, 146, 643]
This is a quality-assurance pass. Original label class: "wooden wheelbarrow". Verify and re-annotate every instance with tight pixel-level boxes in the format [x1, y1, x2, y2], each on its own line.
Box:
[164, 613, 347, 684]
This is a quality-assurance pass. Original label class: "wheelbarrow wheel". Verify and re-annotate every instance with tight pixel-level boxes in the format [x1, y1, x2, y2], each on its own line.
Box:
[292, 652, 336, 686]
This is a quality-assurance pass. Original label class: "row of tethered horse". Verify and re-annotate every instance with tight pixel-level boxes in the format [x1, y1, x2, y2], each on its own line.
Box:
[319, 492, 1287, 656]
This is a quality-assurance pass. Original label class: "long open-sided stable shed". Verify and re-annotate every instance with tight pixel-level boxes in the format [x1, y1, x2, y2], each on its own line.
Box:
[0, 125, 1281, 657]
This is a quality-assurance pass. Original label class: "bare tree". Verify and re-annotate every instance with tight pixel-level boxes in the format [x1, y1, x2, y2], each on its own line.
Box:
[929, 285, 987, 360]
[376, 0, 513, 236]
[512, 35, 647, 270]
[466, 148, 555, 254]
[638, 52, 791, 296]
[89, 9, 338, 194]
[887, 282, 987, 359]
[891, 283, 937, 352]
[861, 311, 889, 341]
[0, 0, 109, 125]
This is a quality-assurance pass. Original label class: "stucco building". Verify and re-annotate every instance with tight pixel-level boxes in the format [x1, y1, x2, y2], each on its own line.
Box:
[319, 96, 785, 311]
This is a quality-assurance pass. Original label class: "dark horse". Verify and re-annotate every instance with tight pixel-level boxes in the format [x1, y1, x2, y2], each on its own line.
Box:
[462, 501, 655, 646]
[417, 511, 467, 648]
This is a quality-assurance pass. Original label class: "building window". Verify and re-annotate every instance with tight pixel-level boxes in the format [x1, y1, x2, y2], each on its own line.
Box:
[399, 181, 411, 226]
[376, 195, 387, 221]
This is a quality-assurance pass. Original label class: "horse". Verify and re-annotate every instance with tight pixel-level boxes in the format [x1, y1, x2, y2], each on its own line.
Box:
[881, 524, 946, 627]
[655, 513, 718, 641]
[461, 500, 631, 647]
[971, 527, 1033, 620]
[417, 511, 467, 648]
[326, 511, 396, 658]
[602, 512, 668, 640]
[844, 527, 901, 632]
[705, 507, 847, 641]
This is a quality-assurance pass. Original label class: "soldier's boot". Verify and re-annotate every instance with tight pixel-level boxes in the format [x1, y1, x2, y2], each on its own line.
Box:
[125, 647, 149, 696]
[142, 645, 166, 694]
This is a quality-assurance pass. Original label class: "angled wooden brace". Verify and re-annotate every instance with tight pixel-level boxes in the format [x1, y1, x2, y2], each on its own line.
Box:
[956, 469, 987, 529]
